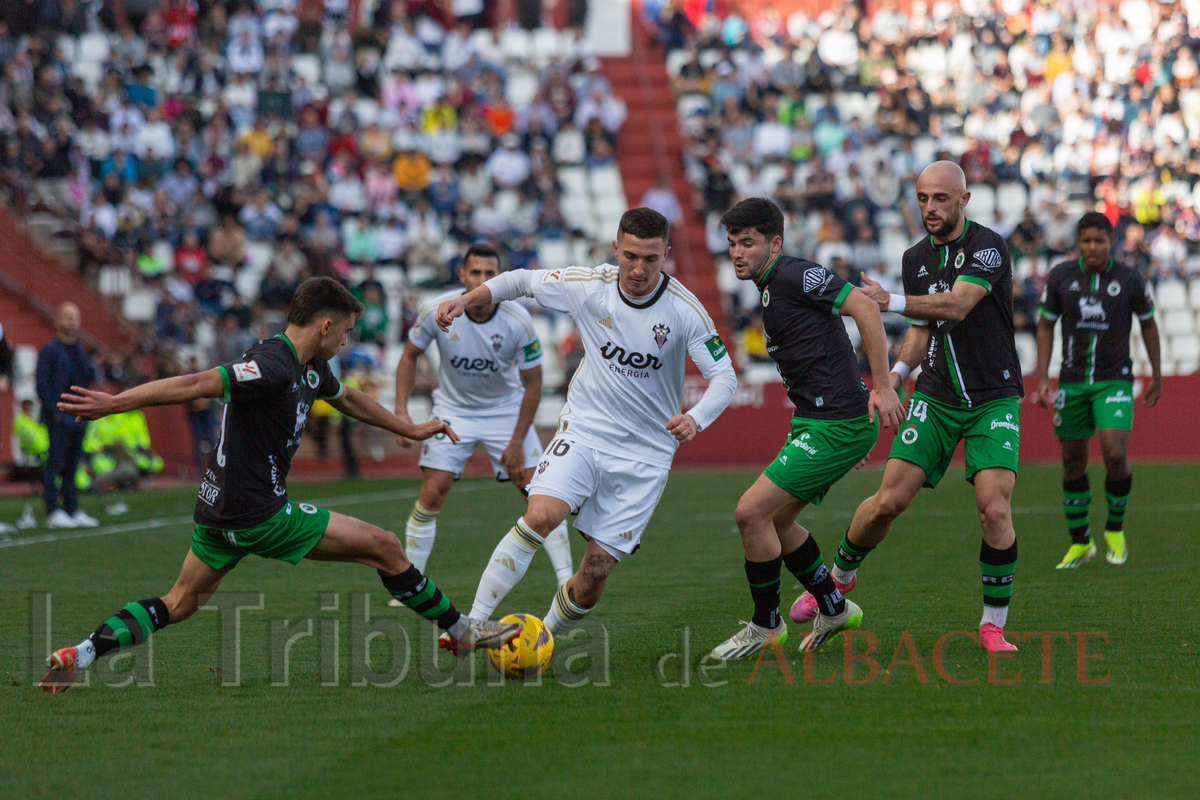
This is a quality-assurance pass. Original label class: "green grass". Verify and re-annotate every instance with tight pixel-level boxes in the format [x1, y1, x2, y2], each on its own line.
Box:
[1, 464, 1198, 800]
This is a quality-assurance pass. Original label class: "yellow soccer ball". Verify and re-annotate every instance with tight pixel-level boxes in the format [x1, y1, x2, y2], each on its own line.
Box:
[487, 613, 554, 679]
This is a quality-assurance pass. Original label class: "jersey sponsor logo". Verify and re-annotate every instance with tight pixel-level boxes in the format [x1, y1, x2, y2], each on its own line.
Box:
[597, 316, 613, 329]
[1079, 296, 1106, 322]
[599, 341, 663, 371]
[803, 268, 833, 294]
[198, 480, 220, 505]
[1107, 280, 1121, 296]
[917, 265, 928, 277]
[705, 335, 727, 361]
[541, 270, 564, 283]
[972, 247, 1003, 271]
[1069, 280, 1081, 291]
[306, 369, 319, 389]
[653, 323, 671, 349]
[929, 280, 951, 295]
[449, 356, 500, 372]
[232, 360, 262, 382]
[524, 340, 542, 363]
[491, 334, 504, 352]
[990, 413, 1020, 432]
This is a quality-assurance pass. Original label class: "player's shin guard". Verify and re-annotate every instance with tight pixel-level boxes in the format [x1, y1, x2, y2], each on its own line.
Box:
[745, 557, 783, 629]
[79, 598, 171, 669]
[980, 540, 1017, 629]
[1063, 475, 1092, 544]
[543, 522, 574, 586]
[469, 518, 543, 620]
[1104, 474, 1131, 532]
[544, 583, 590, 637]
[404, 502, 440, 573]
[783, 536, 845, 617]
[379, 565, 462, 632]
[831, 531, 874, 585]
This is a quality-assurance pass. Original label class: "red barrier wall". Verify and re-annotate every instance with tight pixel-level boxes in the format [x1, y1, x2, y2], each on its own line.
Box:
[675, 374, 1200, 468]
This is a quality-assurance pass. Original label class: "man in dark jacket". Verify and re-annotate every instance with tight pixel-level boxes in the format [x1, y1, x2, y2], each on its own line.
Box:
[36, 303, 97, 528]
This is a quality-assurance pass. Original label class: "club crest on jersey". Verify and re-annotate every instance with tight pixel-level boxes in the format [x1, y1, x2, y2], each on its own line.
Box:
[1107, 281, 1121, 296]
[954, 250, 965, 270]
[761, 288, 770, 307]
[803, 268, 833, 294]
[653, 323, 670, 349]
[306, 369, 319, 389]
[491, 334, 504, 352]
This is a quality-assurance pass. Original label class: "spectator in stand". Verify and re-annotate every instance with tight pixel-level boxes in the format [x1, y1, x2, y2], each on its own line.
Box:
[640, 178, 684, 225]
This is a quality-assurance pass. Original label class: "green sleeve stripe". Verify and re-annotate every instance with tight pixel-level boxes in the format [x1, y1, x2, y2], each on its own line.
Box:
[905, 317, 927, 326]
[330, 380, 345, 400]
[1040, 308, 1060, 321]
[216, 366, 231, 404]
[1139, 311, 1155, 321]
[830, 282, 855, 315]
[959, 276, 993, 292]
[124, 601, 156, 636]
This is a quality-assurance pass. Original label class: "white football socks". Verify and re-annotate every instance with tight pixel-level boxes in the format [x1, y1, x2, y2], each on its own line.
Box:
[981, 605, 1009, 629]
[469, 518, 544, 620]
[830, 565, 856, 585]
[544, 583, 592, 637]
[543, 522, 574, 585]
[73, 638, 97, 670]
[404, 502, 440, 573]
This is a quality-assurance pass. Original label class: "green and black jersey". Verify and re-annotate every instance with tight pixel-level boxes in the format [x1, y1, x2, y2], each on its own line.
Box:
[1039, 258, 1154, 384]
[754, 254, 868, 419]
[901, 220, 1024, 408]
[196, 334, 344, 529]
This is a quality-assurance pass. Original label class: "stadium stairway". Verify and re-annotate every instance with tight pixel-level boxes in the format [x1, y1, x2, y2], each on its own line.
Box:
[600, 14, 734, 369]
[0, 208, 136, 463]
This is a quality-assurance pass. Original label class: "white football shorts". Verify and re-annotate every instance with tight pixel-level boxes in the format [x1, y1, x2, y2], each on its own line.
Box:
[526, 434, 670, 561]
[419, 408, 542, 481]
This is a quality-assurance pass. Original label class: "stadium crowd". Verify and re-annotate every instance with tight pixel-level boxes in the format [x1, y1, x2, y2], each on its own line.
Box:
[651, 0, 1200, 366]
[0, 0, 621, 391]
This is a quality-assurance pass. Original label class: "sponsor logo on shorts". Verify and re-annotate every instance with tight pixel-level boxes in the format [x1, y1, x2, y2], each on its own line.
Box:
[1104, 392, 1132, 403]
[901, 427, 919, 444]
[991, 413, 1020, 433]
[792, 432, 818, 455]
[619, 530, 633, 541]
[233, 360, 261, 382]
[1003, 441, 1013, 450]
[972, 247, 1002, 271]
[803, 268, 834, 294]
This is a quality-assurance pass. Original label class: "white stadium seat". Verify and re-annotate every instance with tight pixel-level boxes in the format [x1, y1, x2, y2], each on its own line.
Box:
[78, 32, 110, 63]
[558, 166, 588, 198]
[967, 184, 996, 218]
[1157, 280, 1188, 310]
[665, 49, 691, 77]
[1170, 335, 1200, 365]
[589, 165, 624, 199]
[996, 182, 1028, 222]
[1162, 309, 1194, 336]
[500, 28, 532, 60]
[537, 240, 570, 272]
[291, 54, 321, 84]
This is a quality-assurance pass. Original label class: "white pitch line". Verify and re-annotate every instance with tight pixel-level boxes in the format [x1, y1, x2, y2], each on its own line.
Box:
[0, 482, 506, 549]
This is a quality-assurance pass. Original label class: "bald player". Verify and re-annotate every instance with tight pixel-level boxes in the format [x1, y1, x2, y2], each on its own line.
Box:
[832, 162, 1026, 652]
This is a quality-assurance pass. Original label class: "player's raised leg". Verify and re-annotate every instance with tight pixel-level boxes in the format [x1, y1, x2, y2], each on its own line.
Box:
[1057, 437, 1096, 569]
[469, 495, 571, 620]
[836, 458, 926, 586]
[1098, 428, 1132, 565]
[309, 511, 519, 651]
[41, 550, 229, 692]
[974, 468, 1019, 652]
[543, 539, 618, 637]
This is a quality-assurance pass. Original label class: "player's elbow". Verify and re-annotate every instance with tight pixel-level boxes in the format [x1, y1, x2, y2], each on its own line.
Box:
[944, 303, 969, 323]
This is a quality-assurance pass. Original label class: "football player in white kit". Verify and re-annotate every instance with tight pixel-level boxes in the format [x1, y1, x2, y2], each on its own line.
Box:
[388, 244, 574, 605]
[436, 209, 738, 643]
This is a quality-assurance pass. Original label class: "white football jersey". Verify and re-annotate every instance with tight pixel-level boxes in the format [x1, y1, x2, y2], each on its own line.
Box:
[410, 290, 543, 417]
[531, 265, 735, 468]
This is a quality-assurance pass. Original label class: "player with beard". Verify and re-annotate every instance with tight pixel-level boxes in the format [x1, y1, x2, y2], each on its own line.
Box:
[845, 162, 1026, 652]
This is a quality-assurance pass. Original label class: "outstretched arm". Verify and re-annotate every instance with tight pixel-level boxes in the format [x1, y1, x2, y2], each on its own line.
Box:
[861, 275, 989, 323]
[437, 270, 540, 331]
[328, 384, 460, 442]
[58, 370, 225, 420]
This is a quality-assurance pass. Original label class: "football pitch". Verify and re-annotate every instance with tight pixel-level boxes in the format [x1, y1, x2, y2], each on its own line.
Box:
[2, 464, 1197, 800]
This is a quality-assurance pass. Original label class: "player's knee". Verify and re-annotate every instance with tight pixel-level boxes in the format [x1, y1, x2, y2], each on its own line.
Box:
[976, 501, 1011, 534]
[519, 509, 554, 537]
[873, 490, 911, 521]
[372, 526, 408, 567]
[733, 495, 766, 533]
[1102, 452, 1128, 476]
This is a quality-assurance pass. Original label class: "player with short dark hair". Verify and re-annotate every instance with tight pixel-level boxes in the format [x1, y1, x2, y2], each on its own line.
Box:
[390, 245, 574, 587]
[1035, 212, 1161, 568]
[709, 198, 903, 658]
[40, 277, 520, 692]
[853, 162, 1026, 653]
